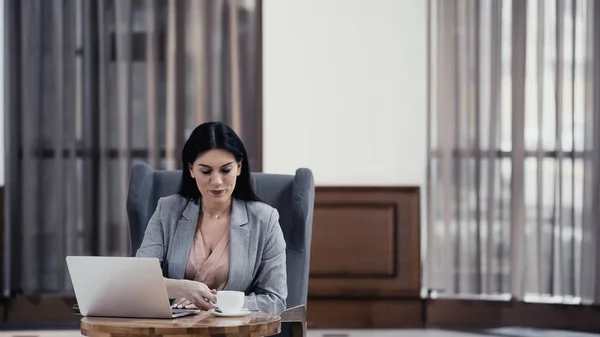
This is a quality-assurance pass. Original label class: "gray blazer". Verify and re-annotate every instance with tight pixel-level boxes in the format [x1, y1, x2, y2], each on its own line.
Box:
[135, 194, 287, 314]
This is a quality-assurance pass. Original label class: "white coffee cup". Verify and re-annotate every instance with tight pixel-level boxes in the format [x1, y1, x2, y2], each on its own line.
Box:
[216, 290, 244, 313]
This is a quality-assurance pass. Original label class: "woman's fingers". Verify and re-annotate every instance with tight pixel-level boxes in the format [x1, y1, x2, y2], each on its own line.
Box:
[178, 300, 191, 308]
[171, 298, 192, 309]
[172, 298, 200, 310]
[192, 292, 216, 310]
[201, 289, 217, 303]
[173, 291, 217, 310]
[184, 303, 198, 309]
[183, 281, 218, 310]
[196, 298, 215, 311]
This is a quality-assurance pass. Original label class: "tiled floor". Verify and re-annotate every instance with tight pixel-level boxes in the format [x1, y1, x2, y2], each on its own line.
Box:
[0, 331, 471, 337]
[0, 329, 505, 337]
[0, 328, 599, 337]
[307, 329, 600, 337]
[0, 332, 82, 337]
[309, 330, 492, 337]
[482, 327, 600, 337]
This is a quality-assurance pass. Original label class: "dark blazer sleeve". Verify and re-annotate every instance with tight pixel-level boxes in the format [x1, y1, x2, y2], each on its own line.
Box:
[244, 208, 287, 314]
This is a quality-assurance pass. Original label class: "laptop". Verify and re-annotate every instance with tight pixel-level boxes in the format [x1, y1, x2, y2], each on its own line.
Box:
[66, 256, 200, 319]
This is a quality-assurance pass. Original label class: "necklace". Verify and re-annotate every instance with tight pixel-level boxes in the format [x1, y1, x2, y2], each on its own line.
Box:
[202, 204, 230, 220]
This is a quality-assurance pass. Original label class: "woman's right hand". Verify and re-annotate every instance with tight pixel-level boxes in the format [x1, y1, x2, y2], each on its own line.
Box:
[182, 280, 217, 310]
[171, 298, 198, 309]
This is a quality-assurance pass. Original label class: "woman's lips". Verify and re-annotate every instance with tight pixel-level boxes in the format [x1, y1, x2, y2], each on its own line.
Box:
[210, 190, 225, 196]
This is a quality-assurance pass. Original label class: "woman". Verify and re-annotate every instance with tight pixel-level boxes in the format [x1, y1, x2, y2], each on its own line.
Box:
[136, 122, 287, 315]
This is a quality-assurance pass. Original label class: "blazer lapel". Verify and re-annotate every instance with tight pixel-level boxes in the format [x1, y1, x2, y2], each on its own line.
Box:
[169, 200, 199, 279]
[225, 198, 249, 291]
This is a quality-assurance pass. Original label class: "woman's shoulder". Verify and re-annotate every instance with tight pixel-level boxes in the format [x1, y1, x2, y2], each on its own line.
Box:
[157, 194, 190, 213]
[242, 200, 280, 228]
[242, 200, 285, 245]
[244, 200, 278, 218]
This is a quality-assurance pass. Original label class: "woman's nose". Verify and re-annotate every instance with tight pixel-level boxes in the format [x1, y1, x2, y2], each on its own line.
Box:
[210, 173, 223, 186]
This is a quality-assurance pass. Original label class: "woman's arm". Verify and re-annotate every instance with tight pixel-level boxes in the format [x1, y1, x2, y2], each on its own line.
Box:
[135, 198, 216, 309]
[135, 198, 184, 298]
[135, 197, 167, 263]
[244, 209, 288, 314]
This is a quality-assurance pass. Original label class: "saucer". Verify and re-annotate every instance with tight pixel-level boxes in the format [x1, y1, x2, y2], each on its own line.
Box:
[209, 308, 251, 317]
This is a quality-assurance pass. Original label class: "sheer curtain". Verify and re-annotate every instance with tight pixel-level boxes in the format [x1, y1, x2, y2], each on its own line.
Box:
[3, 0, 262, 295]
[426, 0, 600, 303]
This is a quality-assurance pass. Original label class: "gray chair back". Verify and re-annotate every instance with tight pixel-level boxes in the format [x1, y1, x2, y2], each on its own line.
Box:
[126, 161, 315, 309]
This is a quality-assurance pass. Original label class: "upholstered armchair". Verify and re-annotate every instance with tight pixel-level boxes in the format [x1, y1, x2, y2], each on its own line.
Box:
[126, 162, 314, 337]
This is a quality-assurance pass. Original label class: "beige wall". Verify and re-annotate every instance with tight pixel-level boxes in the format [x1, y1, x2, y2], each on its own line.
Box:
[262, 0, 428, 187]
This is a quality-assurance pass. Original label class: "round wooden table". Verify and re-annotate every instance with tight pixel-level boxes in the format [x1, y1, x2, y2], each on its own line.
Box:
[80, 311, 281, 337]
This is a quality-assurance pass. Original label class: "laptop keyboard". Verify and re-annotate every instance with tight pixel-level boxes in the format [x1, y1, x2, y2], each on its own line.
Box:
[172, 308, 197, 314]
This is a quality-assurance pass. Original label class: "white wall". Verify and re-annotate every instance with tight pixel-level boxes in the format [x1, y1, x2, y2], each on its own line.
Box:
[262, 0, 428, 187]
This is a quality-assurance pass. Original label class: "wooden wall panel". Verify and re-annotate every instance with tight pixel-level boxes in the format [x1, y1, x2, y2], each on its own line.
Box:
[4, 296, 78, 323]
[310, 204, 395, 277]
[307, 299, 423, 329]
[308, 187, 421, 298]
[307, 187, 422, 328]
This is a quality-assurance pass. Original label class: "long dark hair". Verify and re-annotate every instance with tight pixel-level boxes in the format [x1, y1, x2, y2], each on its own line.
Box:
[178, 122, 260, 203]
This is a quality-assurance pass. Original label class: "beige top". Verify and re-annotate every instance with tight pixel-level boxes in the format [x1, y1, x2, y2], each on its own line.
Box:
[184, 221, 231, 290]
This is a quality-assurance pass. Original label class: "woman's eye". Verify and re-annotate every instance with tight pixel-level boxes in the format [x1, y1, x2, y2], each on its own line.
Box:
[221, 169, 232, 174]
[200, 170, 211, 175]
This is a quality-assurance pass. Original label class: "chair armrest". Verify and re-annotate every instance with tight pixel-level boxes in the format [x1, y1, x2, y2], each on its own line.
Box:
[281, 305, 306, 323]
[281, 305, 306, 337]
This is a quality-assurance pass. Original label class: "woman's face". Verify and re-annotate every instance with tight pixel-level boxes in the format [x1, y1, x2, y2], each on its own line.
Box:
[189, 149, 241, 205]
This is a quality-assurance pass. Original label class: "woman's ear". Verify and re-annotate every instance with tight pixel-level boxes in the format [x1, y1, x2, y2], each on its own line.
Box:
[237, 161, 242, 176]
[188, 163, 195, 179]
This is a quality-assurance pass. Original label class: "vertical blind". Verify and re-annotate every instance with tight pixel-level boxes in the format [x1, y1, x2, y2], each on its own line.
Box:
[3, 0, 262, 295]
[426, 0, 600, 303]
